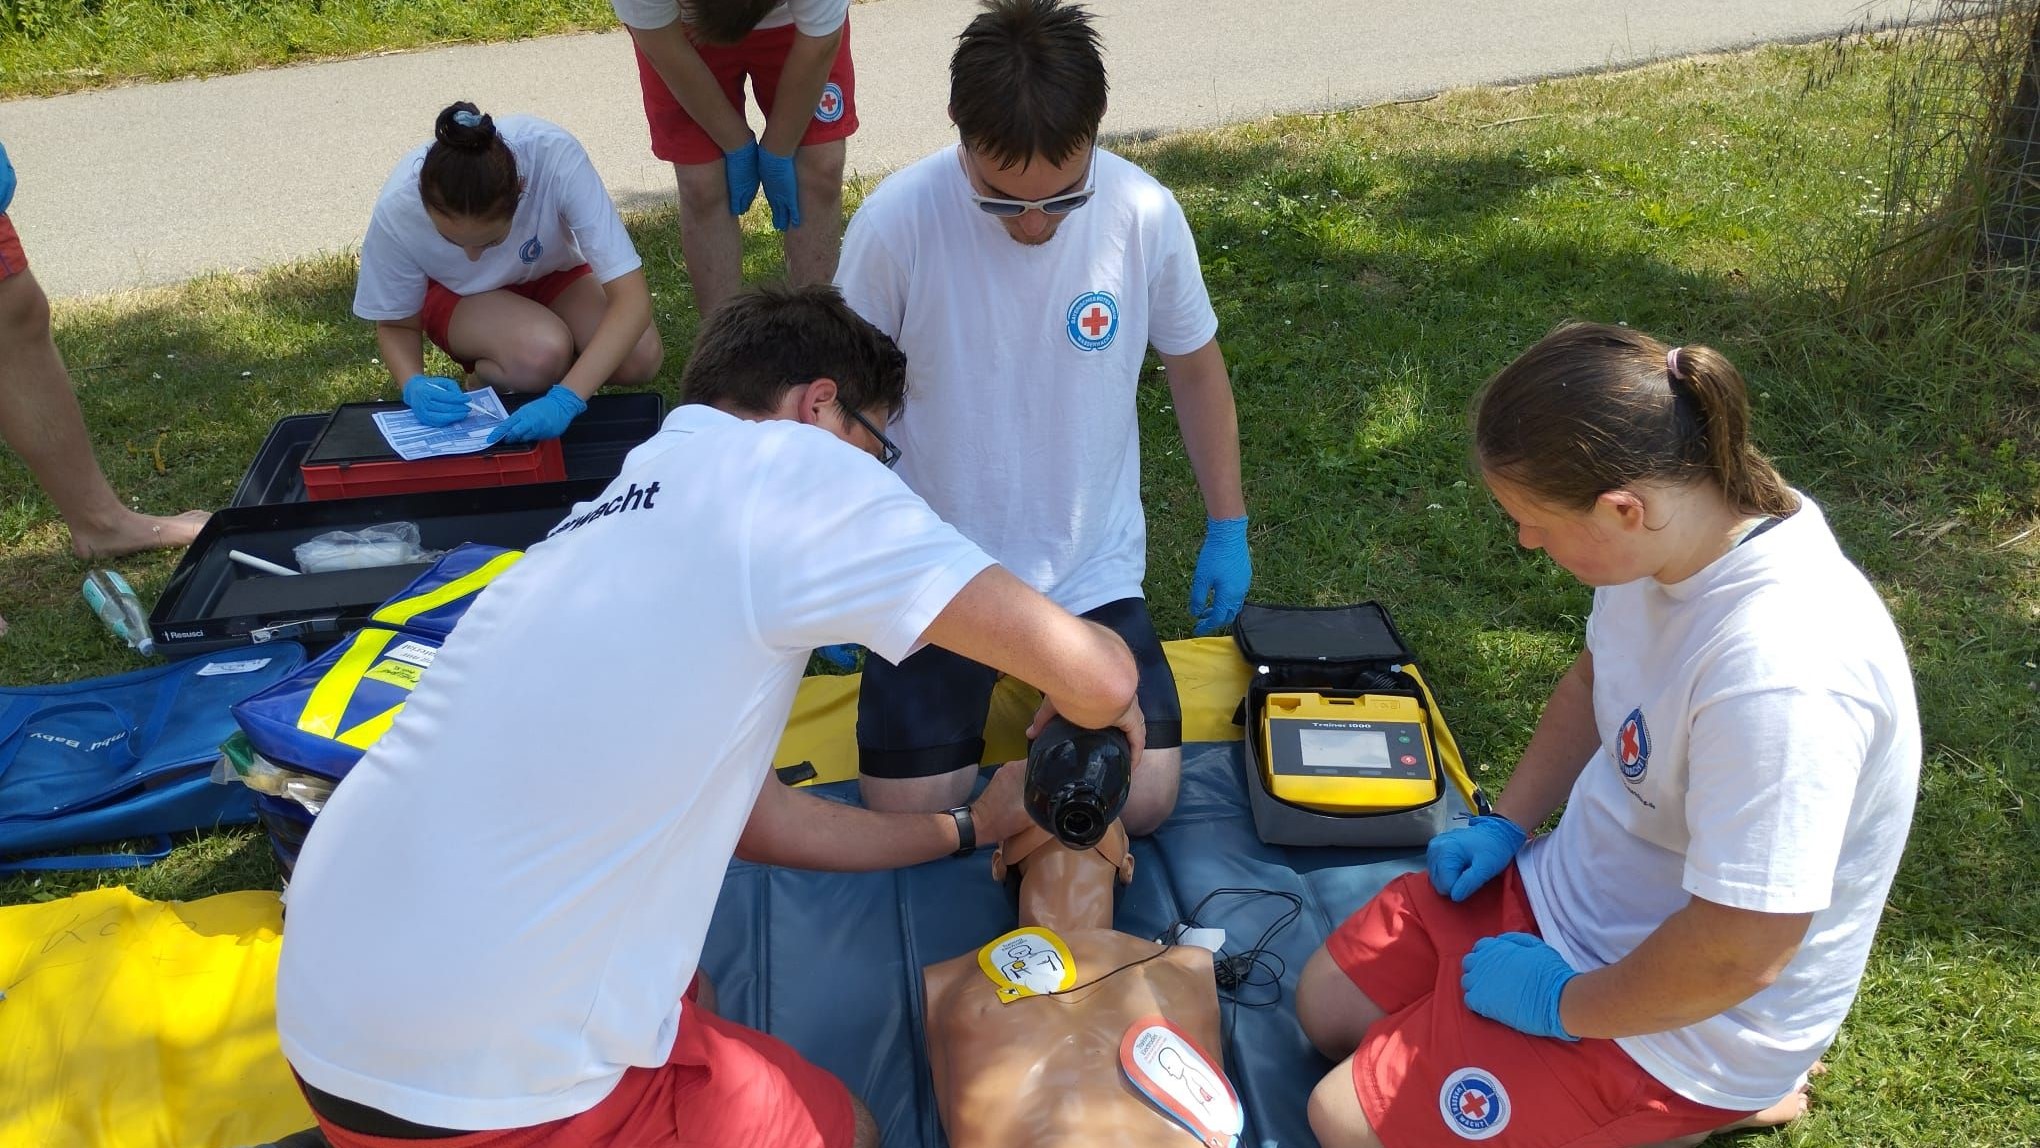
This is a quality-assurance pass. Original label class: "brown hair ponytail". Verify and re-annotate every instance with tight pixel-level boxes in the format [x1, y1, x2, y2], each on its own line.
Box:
[1473, 322, 1797, 517]
[418, 101, 520, 222]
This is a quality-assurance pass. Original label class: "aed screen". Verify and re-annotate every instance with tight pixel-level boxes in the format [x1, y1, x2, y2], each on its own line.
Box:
[1299, 727, 1392, 770]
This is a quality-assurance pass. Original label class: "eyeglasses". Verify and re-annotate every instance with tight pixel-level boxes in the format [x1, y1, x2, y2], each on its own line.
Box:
[960, 146, 1098, 218]
[842, 405, 901, 469]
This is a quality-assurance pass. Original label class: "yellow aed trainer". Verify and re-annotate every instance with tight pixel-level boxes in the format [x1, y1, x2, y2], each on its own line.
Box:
[1233, 601, 1488, 847]
[1259, 691, 1440, 814]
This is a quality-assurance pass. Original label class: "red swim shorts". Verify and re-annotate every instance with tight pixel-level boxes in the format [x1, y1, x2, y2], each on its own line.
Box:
[0, 214, 28, 281]
[419, 264, 593, 373]
[307, 999, 855, 1148]
[1325, 867, 1751, 1147]
[634, 19, 858, 166]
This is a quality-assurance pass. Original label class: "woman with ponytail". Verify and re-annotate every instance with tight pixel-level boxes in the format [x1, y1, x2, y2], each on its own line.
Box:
[1295, 322, 1921, 1148]
[355, 102, 664, 443]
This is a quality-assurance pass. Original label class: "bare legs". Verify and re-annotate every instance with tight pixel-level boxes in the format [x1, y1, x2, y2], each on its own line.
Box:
[671, 137, 847, 319]
[0, 267, 207, 579]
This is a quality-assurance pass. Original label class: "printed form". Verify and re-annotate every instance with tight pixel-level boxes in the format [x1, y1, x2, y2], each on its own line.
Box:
[373, 389, 511, 461]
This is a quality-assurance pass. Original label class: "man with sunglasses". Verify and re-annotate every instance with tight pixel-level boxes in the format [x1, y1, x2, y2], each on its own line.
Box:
[834, 0, 1249, 834]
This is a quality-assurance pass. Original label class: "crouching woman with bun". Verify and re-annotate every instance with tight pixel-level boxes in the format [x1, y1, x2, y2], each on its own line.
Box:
[356, 101, 664, 444]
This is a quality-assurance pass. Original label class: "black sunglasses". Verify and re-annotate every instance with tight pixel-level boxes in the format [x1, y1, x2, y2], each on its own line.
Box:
[842, 406, 901, 469]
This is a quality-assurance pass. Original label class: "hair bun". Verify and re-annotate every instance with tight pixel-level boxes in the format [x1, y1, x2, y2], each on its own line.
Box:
[434, 101, 496, 152]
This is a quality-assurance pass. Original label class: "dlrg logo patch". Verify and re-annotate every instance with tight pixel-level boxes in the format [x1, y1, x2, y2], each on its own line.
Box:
[1438, 1067, 1510, 1140]
[519, 236, 543, 264]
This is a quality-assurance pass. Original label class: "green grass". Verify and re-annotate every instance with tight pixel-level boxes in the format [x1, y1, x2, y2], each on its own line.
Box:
[0, 0, 620, 98]
[3, 35, 2038, 1146]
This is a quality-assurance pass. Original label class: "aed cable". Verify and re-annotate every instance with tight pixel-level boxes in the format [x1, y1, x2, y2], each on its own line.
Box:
[1022, 887, 1305, 1036]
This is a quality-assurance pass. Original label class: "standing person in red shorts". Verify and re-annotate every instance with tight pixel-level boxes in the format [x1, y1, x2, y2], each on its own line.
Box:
[612, 0, 856, 317]
[357, 101, 662, 446]
[0, 139, 208, 637]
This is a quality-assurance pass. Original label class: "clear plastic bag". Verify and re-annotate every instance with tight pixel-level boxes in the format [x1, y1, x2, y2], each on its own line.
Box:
[293, 522, 441, 573]
[213, 732, 336, 815]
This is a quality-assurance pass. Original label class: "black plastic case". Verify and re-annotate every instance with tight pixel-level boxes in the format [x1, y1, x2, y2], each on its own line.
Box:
[149, 479, 606, 658]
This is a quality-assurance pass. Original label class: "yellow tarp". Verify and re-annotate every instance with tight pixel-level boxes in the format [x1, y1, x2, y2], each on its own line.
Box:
[0, 638, 1248, 1148]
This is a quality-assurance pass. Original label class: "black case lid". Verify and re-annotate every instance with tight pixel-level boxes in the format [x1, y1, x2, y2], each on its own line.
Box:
[1232, 601, 1413, 667]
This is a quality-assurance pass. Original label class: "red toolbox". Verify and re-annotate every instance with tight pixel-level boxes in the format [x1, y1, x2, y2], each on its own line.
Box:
[300, 400, 567, 501]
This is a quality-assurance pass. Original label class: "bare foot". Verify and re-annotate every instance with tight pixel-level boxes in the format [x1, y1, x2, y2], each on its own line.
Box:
[1641, 1063, 1823, 1147]
[69, 509, 210, 559]
[1730, 1060, 1825, 1132]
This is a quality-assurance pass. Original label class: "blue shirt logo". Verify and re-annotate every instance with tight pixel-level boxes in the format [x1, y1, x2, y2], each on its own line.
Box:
[1066, 291, 1119, 351]
[519, 236, 543, 264]
[1438, 1068, 1510, 1140]
[1617, 708, 1651, 782]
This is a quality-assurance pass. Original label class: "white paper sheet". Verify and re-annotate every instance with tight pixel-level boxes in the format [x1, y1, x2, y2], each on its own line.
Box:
[372, 389, 511, 461]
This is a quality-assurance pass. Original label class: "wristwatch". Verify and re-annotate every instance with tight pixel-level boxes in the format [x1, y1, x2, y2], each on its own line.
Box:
[946, 804, 976, 858]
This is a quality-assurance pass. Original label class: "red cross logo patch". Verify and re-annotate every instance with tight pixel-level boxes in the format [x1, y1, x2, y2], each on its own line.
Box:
[815, 82, 846, 124]
[1617, 707, 1650, 781]
[1439, 1068, 1510, 1140]
[1066, 290, 1119, 351]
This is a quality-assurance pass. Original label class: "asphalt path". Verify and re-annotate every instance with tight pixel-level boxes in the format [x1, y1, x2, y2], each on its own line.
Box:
[2, 0, 1909, 298]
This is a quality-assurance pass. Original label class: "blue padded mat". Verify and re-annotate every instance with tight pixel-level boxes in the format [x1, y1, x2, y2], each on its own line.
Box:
[698, 741, 1462, 1148]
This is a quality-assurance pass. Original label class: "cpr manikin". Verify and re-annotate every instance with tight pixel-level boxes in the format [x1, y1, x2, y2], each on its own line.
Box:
[921, 821, 1239, 1148]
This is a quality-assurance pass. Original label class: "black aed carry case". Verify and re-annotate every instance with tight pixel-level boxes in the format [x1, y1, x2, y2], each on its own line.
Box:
[1234, 602, 1489, 847]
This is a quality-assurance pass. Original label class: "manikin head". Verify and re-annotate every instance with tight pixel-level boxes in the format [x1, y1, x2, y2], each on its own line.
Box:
[1473, 322, 1799, 587]
[948, 0, 1108, 247]
[680, 284, 907, 467]
[992, 819, 1135, 934]
[419, 102, 524, 263]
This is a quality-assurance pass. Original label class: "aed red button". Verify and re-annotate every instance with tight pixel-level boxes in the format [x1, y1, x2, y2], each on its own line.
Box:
[1400, 754, 1418, 766]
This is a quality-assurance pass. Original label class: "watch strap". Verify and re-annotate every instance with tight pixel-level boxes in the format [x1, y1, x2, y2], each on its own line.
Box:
[947, 804, 976, 858]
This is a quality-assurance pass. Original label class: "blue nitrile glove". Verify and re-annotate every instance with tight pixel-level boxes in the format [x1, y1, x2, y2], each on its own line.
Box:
[815, 644, 861, 670]
[487, 384, 587, 444]
[1461, 932, 1580, 1040]
[724, 140, 761, 216]
[402, 373, 471, 427]
[757, 146, 801, 231]
[1188, 515, 1251, 636]
[1427, 814, 1528, 902]
[0, 140, 16, 215]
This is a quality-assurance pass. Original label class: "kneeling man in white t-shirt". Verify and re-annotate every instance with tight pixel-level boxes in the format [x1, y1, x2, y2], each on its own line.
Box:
[274, 284, 1147, 1148]
[835, 0, 1250, 833]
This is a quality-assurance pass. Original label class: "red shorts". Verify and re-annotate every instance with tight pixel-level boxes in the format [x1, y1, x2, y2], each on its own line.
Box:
[1326, 868, 1750, 1148]
[420, 264, 592, 372]
[633, 19, 858, 166]
[305, 1002, 855, 1148]
[0, 214, 27, 280]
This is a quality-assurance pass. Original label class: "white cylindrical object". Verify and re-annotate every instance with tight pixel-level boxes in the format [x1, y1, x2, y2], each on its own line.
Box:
[228, 549, 300, 577]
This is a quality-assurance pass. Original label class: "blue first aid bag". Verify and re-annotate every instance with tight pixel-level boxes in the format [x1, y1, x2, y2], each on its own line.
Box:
[230, 545, 522, 871]
[0, 644, 307, 871]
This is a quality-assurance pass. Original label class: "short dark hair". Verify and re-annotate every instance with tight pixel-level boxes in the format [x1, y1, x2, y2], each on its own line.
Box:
[681, 284, 909, 420]
[950, 0, 1108, 169]
[689, 0, 784, 44]
[1473, 322, 1797, 518]
[419, 101, 520, 221]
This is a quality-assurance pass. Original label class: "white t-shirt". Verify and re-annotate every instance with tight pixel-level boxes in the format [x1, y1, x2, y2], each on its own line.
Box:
[608, 0, 848, 36]
[353, 116, 642, 321]
[1518, 496, 1920, 1111]
[836, 146, 1219, 614]
[276, 405, 994, 1130]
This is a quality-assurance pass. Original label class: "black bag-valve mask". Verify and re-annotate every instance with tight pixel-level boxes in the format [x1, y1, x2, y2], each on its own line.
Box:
[1024, 715, 1132, 849]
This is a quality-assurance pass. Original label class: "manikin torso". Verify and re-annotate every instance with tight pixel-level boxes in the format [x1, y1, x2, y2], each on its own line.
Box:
[921, 823, 1227, 1148]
